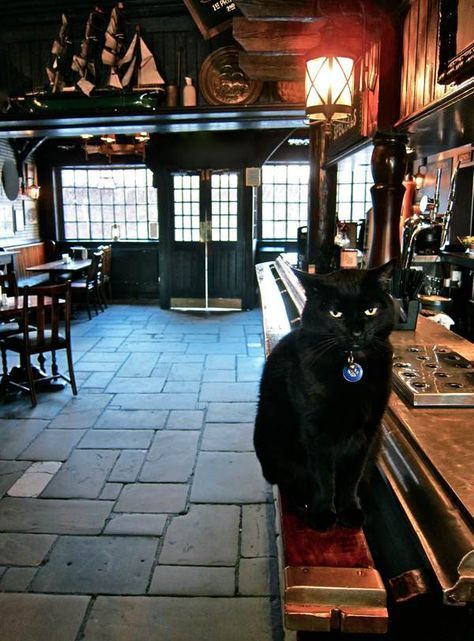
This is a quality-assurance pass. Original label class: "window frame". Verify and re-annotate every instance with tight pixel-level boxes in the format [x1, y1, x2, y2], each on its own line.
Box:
[260, 163, 310, 242]
[56, 165, 158, 242]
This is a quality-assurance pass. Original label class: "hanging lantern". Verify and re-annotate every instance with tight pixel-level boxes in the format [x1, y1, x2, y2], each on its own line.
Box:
[305, 50, 355, 123]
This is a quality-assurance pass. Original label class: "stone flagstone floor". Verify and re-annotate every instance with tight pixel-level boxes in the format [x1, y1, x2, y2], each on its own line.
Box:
[0, 304, 284, 641]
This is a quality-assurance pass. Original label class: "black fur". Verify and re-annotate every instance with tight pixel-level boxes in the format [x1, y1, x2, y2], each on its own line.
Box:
[254, 261, 395, 531]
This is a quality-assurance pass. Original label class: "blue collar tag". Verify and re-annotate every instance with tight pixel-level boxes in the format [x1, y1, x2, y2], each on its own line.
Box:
[343, 353, 364, 382]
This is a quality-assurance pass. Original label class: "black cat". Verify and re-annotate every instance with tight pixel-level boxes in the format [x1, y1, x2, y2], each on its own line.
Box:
[254, 261, 395, 531]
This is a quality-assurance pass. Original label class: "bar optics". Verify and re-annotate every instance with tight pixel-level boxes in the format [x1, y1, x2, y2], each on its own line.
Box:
[305, 48, 355, 123]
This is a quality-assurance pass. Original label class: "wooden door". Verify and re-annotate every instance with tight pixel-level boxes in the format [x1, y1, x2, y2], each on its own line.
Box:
[168, 170, 244, 309]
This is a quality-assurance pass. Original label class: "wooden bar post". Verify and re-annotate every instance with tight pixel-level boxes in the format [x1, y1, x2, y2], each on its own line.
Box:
[306, 122, 336, 274]
[366, 131, 408, 267]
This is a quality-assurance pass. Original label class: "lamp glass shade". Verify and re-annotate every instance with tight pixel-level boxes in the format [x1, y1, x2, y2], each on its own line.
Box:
[27, 184, 40, 200]
[305, 55, 355, 122]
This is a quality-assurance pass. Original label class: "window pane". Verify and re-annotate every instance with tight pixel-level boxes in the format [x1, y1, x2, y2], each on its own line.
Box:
[60, 166, 158, 241]
[261, 164, 309, 240]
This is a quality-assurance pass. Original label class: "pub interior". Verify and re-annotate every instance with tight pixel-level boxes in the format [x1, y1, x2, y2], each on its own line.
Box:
[0, 1, 473, 640]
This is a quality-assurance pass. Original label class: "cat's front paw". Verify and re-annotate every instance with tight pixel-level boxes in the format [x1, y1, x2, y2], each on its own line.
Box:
[338, 505, 365, 529]
[306, 508, 337, 531]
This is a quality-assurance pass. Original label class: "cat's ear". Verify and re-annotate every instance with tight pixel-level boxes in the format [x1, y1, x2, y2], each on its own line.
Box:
[292, 267, 322, 296]
[368, 259, 396, 290]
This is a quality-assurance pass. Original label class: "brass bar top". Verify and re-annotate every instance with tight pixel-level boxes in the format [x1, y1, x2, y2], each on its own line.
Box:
[390, 316, 474, 519]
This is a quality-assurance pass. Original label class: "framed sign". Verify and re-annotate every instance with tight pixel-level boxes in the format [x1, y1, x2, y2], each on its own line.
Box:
[184, 0, 242, 40]
[438, 0, 474, 84]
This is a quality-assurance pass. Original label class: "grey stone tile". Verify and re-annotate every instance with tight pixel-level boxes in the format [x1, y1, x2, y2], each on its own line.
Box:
[7, 461, 62, 498]
[0, 566, 37, 591]
[18, 429, 85, 461]
[200, 382, 259, 402]
[0, 461, 31, 498]
[82, 596, 275, 641]
[99, 483, 123, 500]
[32, 536, 157, 594]
[241, 504, 275, 558]
[78, 351, 129, 363]
[0, 593, 90, 641]
[0, 533, 56, 565]
[74, 360, 123, 372]
[84, 327, 132, 337]
[41, 450, 120, 499]
[159, 505, 239, 566]
[109, 450, 146, 482]
[0, 419, 48, 458]
[166, 410, 203, 430]
[104, 513, 167, 536]
[149, 565, 235, 596]
[115, 483, 187, 514]
[0, 498, 113, 534]
[191, 452, 270, 504]
[94, 409, 168, 430]
[95, 337, 126, 349]
[205, 355, 235, 369]
[162, 381, 200, 393]
[0, 396, 67, 420]
[202, 369, 236, 382]
[183, 334, 217, 342]
[201, 423, 254, 452]
[168, 363, 203, 381]
[78, 429, 154, 450]
[158, 354, 204, 363]
[151, 363, 171, 377]
[60, 394, 113, 414]
[206, 402, 257, 423]
[82, 372, 115, 388]
[112, 393, 197, 410]
[188, 343, 247, 354]
[239, 557, 276, 596]
[140, 431, 199, 482]
[237, 356, 265, 381]
[105, 377, 165, 393]
[48, 409, 102, 430]
[120, 341, 186, 354]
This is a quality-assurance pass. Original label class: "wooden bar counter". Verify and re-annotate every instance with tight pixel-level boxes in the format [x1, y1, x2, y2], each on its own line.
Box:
[381, 316, 474, 605]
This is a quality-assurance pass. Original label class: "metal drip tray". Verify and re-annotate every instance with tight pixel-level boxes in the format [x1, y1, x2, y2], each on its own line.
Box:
[392, 344, 474, 407]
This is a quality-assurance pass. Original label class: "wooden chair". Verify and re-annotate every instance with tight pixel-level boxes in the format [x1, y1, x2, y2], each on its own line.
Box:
[0, 282, 77, 407]
[97, 244, 112, 306]
[0, 271, 22, 338]
[70, 251, 104, 319]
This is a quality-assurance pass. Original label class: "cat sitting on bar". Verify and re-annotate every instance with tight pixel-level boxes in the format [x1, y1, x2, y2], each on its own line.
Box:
[254, 261, 395, 531]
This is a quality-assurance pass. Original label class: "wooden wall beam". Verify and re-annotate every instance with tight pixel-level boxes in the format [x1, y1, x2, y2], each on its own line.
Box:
[234, 0, 381, 22]
[238, 53, 305, 82]
[233, 17, 363, 55]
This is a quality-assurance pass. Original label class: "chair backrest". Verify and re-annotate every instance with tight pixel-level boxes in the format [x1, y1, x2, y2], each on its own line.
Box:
[86, 251, 103, 286]
[97, 245, 112, 280]
[0, 271, 19, 298]
[22, 282, 72, 350]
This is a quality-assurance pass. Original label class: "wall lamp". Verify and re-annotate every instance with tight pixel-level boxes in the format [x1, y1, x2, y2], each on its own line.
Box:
[305, 46, 356, 124]
[414, 158, 427, 190]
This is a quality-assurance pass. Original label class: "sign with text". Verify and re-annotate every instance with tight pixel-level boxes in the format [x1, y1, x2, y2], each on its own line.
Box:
[184, 0, 242, 39]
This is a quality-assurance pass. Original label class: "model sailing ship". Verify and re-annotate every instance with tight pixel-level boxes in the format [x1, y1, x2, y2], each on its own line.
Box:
[20, 2, 165, 113]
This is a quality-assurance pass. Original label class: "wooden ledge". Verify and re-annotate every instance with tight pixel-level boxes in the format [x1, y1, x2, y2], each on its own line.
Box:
[276, 491, 388, 634]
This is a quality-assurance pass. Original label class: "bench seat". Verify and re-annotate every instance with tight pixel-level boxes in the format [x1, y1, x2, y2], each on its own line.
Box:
[1, 241, 56, 289]
[255, 257, 388, 635]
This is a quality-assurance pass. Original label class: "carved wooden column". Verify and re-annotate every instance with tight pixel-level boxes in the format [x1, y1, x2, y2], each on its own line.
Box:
[366, 131, 408, 268]
[306, 123, 336, 273]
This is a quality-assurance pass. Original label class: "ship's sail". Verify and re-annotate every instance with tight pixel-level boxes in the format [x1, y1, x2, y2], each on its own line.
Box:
[72, 5, 106, 95]
[102, 2, 125, 89]
[46, 13, 71, 92]
[119, 27, 164, 90]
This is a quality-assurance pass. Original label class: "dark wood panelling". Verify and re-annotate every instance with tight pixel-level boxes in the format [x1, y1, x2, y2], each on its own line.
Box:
[169, 244, 205, 298]
[208, 243, 241, 298]
[399, 0, 450, 120]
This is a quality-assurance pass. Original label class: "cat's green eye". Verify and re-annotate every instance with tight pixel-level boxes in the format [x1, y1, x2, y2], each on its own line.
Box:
[329, 310, 343, 318]
[364, 307, 378, 316]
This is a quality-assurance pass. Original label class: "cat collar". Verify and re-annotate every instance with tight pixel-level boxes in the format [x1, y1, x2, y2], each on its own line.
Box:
[343, 351, 364, 383]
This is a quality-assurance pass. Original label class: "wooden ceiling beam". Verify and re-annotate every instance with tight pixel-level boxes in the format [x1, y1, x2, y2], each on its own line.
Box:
[239, 53, 305, 82]
[234, 0, 382, 22]
[233, 17, 364, 56]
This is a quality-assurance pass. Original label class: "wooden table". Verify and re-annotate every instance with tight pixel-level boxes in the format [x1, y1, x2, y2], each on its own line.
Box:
[26, 258, 91, 281]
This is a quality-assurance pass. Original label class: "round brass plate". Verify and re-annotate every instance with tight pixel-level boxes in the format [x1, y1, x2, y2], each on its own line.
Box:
[1, 159, 19, 201]
[199, 47, 263, 106]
